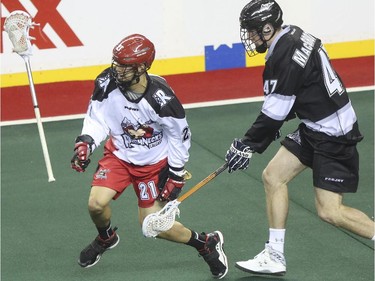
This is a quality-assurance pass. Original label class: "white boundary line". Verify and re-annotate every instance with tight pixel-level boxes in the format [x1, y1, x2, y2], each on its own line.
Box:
[1, 85, 373, 127]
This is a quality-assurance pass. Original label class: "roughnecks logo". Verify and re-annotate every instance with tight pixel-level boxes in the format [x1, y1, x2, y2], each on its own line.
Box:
[121, 117, 163, 149]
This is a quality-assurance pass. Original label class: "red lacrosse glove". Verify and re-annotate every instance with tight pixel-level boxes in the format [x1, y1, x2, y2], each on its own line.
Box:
[71, 135, 94, 173]
[157, 171, 185, 202]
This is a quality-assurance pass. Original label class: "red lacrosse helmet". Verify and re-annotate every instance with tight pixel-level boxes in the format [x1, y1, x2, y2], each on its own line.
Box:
[112, 34, 155, 69]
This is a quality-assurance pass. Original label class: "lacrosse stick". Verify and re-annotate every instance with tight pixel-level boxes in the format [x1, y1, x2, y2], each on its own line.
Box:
[142, 162, 228, 237]
[4, 11, 55, 182]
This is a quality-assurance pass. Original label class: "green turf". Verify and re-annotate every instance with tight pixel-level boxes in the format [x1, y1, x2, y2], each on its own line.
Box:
[1, 91, 373, 281]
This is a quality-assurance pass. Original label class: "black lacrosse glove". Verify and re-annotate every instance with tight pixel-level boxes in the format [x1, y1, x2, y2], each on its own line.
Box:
[71, 134, 94, 173]
[157, 169, 185, 202]
[225, 138, 253, 173]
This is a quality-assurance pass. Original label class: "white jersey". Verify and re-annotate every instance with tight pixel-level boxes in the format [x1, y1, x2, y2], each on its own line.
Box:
[81, 69, 191, 169]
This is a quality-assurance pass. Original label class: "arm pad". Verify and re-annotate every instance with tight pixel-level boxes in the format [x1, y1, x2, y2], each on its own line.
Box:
[243, 112, 283, 153]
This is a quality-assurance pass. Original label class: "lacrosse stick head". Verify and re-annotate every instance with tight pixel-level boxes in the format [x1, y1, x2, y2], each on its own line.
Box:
[4, 10, 35, 56]
[142, 200, 181, 238]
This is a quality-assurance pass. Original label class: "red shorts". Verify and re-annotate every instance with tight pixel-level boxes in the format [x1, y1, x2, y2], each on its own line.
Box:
[92, 141, 168, 208]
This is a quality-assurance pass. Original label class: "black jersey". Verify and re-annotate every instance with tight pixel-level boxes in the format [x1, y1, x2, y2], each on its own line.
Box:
[81, 68, 191, 168]
[243, 25, 362, 153]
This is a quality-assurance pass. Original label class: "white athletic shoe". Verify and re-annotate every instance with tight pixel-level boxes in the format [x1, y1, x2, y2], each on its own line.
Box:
[235, 243, 286, 276]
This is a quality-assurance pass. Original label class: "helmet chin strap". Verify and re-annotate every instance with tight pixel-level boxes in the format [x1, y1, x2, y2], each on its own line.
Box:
[112, 63, 148, 97]
[256, 43, 268, 53]
[117, 76, 140, 93]
[116, 72, 144, 95]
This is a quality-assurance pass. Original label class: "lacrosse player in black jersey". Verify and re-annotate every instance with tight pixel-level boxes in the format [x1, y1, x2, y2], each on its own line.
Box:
[71, 34, 228, 279]
[225, 0, 375, 276]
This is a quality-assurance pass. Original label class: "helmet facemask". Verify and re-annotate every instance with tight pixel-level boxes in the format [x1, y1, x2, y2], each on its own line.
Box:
[110, 62, 148, 93]
[240, 23, 275, 56]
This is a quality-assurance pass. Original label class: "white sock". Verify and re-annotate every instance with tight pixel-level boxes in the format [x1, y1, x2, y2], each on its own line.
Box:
[268, 228, 286, 253]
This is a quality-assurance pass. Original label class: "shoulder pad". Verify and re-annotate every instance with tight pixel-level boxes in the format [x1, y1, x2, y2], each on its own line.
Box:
[92, 68, 118, 102]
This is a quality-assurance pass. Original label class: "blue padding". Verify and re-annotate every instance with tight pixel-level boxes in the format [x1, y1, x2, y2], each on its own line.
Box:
[205, 43, 246, 71]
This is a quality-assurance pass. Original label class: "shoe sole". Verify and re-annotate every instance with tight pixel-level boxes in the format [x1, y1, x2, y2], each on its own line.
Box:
[235, 262, 286, 276]
[78, 234, 120, 268]
[213, 231, 228, 279]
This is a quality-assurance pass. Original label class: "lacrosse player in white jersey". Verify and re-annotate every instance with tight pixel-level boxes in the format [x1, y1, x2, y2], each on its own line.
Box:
[71, 34, 228, 279]
[224, 0, 375, 276]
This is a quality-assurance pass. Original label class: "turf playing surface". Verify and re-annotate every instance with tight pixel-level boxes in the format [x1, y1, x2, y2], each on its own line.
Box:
[1, 90, 373, 281]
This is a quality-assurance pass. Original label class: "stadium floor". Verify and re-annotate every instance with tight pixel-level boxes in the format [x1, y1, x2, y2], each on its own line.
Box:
[1, 90, 373, 281]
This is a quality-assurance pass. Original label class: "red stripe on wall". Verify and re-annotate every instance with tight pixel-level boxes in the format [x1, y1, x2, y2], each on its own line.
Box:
[1, 56, 373, 121]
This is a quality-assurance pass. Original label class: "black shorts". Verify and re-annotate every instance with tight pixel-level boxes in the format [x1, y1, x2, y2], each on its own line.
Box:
[281, 124, 360, 193]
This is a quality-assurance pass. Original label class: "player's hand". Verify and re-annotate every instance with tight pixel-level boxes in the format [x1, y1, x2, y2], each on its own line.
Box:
[225, 138, 253, 173]
[71, 135, 94, 173]
[158, 171, 185, 201]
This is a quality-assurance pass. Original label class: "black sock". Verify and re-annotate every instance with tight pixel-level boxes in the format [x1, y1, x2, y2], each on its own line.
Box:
[185, 230, 207, 254]
[96, 222, 114, 240]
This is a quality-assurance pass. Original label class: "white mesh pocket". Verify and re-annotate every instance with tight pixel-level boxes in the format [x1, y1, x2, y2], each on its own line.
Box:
[4, 11, 34, 55]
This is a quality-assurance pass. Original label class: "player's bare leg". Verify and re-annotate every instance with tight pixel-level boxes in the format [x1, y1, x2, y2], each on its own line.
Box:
[88, 186, 116, 227]
[139, 201, 191, 242]
[262, 146, 307, 228]
[78, 186, 119, 268]
[315, 188, 375, 239]
[139, 202, 228, 279]
[236, 146, 306, 276]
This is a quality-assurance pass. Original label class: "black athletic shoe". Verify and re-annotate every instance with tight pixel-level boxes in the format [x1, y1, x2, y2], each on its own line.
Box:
[202, 231, 228, 279]
[78, 228, 120, 268]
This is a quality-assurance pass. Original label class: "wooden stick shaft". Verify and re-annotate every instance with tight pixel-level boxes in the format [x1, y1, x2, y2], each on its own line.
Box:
[178, 163, 228, 203]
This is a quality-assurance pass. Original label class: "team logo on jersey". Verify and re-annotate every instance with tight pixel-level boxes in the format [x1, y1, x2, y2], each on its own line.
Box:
[121, 117, 163, 149]
[152, 89, 174, 108]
